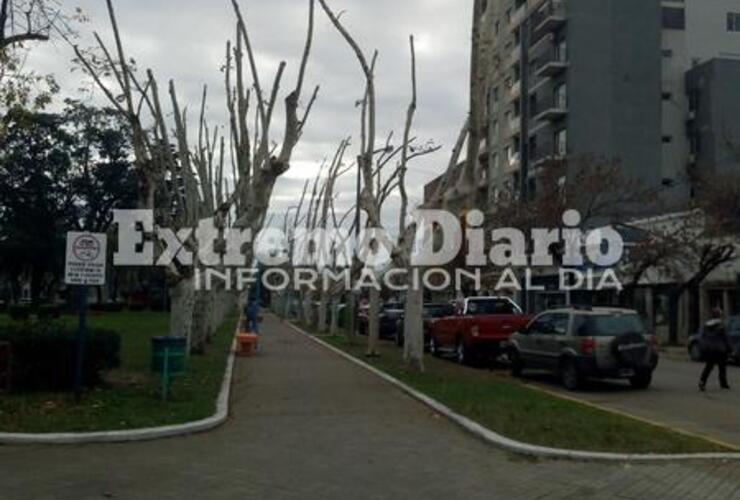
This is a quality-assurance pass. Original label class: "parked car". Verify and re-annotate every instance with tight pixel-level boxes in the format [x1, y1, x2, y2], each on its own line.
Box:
[507, 307, 659, 391]
[687, 315, 740, 364]
[394, 303, 456, 347]
[358, 301, 405, 339]
[428, 297, 531, 364]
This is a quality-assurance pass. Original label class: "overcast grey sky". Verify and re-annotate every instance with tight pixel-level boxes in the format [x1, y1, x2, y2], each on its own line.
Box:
[29, 0, 472, 227]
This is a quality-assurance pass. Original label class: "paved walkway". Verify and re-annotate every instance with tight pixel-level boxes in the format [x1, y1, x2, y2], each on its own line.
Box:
[0, 316, 738, 499]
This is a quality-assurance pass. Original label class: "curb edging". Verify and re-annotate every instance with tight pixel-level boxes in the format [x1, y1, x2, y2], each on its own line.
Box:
[0, 339, 237, 445]
[287, 322, 740, 463]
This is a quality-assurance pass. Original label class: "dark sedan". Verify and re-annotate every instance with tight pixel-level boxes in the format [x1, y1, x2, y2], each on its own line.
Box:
[358, 302, 405, 339]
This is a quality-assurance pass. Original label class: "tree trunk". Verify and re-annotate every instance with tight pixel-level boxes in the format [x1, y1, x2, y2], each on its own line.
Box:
[403, 278, 424, 371]
[346, 291, 357, 345]
[317, 289, 329, 333]
[330, 297, 340, 336]
[169, 278, 195, 348]
[366, 287, 381, 356]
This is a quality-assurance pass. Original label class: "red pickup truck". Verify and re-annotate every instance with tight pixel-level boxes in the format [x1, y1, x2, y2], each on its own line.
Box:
[428, 297, 532, 364]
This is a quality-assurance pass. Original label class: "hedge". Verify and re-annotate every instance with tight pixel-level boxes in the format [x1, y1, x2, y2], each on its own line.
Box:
[37, 304, 61, 320]
[0, 322, 121, 392]
[8, 305, 30, 321]
[90, 302, 125, 313]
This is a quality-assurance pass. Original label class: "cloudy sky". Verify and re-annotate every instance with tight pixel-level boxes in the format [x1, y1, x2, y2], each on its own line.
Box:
[29, 0, 472, 230]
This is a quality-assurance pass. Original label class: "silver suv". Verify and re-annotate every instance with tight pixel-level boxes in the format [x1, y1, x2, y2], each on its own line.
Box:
[507, 307, 659, 390]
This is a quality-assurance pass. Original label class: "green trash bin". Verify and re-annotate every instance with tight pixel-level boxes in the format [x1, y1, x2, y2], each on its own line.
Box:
[151, 336, 187, 375]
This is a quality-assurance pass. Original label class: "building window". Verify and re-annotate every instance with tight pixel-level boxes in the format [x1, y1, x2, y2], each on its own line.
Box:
[662, 135, 673, 144]
[554, 83, 567, 108]
[528, 136, 538, 160]
[662, 7, 685, 30]
[662, 49, 673, 58]
[661, 91, 672, 101]
[728, 12, 740, 32]
[555, 38, 567, 62]
[555, 129, 567, 156]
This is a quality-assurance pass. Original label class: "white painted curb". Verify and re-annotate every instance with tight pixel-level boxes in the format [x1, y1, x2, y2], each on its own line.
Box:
[0, 339, 237, 445]
[287, 322, 740, 463]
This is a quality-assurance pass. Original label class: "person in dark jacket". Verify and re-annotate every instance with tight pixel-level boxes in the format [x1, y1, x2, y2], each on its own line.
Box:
[244, 298, 261, 334]
[699, 308, 731, 391]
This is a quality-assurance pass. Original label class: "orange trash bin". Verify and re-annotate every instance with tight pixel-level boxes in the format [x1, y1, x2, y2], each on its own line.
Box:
[236, 333, 259, 357]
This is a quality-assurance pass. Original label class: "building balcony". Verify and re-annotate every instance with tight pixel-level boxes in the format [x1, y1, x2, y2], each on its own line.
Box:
[531, 99, 568, 122]
[534, 51, 568, 77]
[507, 116, 522, 137]
[508, 44, 522, 67]
[532, 106, 568, 122]
[505, 153, 521, 173]
[509, 3, 528, 31]
[508, 79, 522, 100]
[529, 153, 566, 172]
[531, 0, 567, 37]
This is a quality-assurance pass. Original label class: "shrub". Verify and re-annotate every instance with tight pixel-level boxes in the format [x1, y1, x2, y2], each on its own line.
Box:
[8, 305, 31, 321]
[0, 322, 121, 392]
[37, 304, 61, 320]
[90, 302, 125, 313]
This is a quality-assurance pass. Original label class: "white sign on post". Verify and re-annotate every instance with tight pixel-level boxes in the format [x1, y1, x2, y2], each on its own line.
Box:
[65, 232, 107, 286]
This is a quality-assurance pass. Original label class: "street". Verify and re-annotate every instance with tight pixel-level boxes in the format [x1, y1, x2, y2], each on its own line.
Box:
[518, 357, 740, 448]
[0, 316, 738, 500]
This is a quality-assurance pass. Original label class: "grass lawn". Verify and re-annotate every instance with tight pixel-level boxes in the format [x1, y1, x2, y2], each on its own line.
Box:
[302, 325, 729, 454]
[0, 311, 236, 433]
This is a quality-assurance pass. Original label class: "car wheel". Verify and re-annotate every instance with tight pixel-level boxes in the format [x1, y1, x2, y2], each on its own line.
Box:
[430, 337, 441, 357]
[630, 370, 652, 390]
[509, 349, 524, 378]
[560, 360, 582, 391]
[689, 342, 703, 362]
[455, 339, 468, 365]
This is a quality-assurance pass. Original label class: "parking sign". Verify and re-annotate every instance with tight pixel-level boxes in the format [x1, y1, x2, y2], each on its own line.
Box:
[65, 232, 107, 286]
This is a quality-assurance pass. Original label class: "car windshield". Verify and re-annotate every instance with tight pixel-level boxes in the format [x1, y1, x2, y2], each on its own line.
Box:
[466, 299, 520, 316]
[424, 304, 454, 318]
[575, 313, 646, 337]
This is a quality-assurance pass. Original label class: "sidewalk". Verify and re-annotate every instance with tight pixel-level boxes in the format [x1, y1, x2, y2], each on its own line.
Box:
[0, 315, 738, 499]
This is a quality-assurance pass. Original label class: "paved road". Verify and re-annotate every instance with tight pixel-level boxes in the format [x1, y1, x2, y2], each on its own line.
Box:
[0, 316, 738, 500]
[520, 357, 740, 448]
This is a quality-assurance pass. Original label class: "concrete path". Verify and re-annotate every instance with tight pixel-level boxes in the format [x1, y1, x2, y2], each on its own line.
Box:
[521, 358, 740, 448]
[0, 316, 738, 500]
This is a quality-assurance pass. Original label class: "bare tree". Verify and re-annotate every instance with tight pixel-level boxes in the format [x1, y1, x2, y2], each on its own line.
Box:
[72, 0, 318, 352]
[623, 176, 740, 343]
[318, 0, 384, 356]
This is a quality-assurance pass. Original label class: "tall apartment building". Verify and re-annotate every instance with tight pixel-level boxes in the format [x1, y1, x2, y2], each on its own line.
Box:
[662, 0, 740, 196]
[471, 0, 740, 208]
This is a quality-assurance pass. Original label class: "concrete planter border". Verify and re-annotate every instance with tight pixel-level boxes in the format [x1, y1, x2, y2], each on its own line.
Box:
[0, 339, 237, 445]
[288, 323, 740, 463]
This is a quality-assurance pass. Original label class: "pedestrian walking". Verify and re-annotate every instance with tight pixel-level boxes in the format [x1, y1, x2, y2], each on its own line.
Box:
[699, 308, 731, 391]
[245, 298, 261, 334]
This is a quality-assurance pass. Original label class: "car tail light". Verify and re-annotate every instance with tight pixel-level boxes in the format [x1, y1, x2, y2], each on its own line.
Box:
[581, 337, 596, 355]
[471, 325, 480, 337]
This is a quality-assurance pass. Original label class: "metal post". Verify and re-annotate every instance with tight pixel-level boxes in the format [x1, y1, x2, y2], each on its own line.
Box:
[162, 347, 170, 402]
[74, 285, 88, 403]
